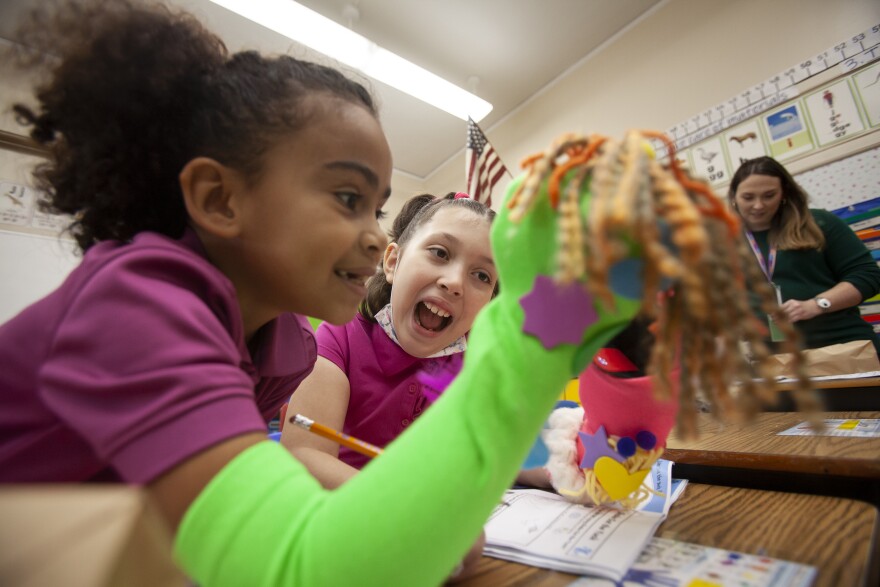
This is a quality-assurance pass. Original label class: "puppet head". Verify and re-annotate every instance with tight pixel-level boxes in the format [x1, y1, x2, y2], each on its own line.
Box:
[495, 130, 818, 507]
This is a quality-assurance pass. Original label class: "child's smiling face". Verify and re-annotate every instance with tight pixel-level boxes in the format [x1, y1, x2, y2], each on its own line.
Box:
[383, 206, 496, 358]
[219, 96, 392, 331]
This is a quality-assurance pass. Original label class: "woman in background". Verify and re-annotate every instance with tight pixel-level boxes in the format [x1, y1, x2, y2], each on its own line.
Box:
[729, 156, 880, 356]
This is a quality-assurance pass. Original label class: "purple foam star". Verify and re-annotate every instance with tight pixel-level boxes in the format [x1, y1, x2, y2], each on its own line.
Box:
[578, 425, 624, 468]
[519, 275, 598, 349]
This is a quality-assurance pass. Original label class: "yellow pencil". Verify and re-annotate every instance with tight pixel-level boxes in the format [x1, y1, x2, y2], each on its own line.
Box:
[290, 413, 384, 459]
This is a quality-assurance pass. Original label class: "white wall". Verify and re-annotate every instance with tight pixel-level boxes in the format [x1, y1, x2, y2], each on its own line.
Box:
[424, 0, 880, 200]
[0, 48, 79, 323]
[3, 0, 879, 323]
[0, 230, 79, 323]
[0, 144, 80, 324]
[384, 169, 428, 232]
[0, 54, 421, 323]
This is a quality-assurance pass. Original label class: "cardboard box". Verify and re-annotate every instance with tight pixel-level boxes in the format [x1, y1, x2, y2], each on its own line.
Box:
[0, 485, 187, 586]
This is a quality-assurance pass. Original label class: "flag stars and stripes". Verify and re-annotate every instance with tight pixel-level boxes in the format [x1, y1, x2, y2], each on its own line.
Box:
[466, 117, 509, 207]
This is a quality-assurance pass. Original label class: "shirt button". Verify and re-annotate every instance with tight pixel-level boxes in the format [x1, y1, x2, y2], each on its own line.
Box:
[408, 384, 417, 394]
[402, 419, 410, 427]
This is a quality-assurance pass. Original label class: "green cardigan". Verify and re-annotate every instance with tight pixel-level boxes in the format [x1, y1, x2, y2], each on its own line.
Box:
[750, 208, 880, 354]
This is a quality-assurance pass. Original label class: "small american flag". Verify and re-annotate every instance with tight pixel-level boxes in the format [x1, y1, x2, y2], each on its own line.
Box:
[466, 117, 508, 207]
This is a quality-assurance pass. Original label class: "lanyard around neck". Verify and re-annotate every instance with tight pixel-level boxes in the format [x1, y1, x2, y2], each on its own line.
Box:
[744, 231, 777, 282]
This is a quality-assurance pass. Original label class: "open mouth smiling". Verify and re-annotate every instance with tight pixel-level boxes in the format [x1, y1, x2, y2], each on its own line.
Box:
[334, 270, 370, 287]
[415, 301, 452, 332]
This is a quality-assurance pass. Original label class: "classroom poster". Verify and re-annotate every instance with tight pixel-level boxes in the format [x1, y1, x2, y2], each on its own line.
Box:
[690, 137, 729, 187]
[804, 79, 866, 146]
[0, 180, 69, 237]
[852, 60, 880, 127]
[762, 102, 814, 160]
[654, 23, 879, 173]
[31, 203, 69, 233]
[672, 148, 692, 173]
[722, 121, 767, 168]
[0, 181, 35, 227]
[794, 146, 880, 210]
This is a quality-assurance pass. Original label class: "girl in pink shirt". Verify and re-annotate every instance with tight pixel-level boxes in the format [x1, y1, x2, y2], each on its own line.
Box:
[282, 192, 498, 580]
[1, 3, 562, 585]
[1, 5, 792, 586]
[282, 192, 496, 483]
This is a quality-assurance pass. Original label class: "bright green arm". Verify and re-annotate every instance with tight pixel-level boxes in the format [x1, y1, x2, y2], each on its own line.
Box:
[174, 175, 638, 586]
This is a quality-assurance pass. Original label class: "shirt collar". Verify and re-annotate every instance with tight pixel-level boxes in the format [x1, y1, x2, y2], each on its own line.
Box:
[374, 304, 467, 358]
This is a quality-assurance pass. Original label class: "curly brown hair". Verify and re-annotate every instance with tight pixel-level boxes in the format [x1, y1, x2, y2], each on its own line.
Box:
[9, 0, 377, 252]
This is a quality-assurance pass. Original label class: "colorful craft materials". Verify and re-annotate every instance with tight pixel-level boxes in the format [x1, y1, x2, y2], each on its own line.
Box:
[500, 130, 819, 507]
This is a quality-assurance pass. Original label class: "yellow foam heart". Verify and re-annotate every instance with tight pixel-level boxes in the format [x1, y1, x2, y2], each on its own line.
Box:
[593, 457, 650, 501]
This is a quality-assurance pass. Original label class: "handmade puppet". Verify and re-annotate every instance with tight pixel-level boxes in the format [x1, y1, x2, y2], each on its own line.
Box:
[495, 130, 818, 507]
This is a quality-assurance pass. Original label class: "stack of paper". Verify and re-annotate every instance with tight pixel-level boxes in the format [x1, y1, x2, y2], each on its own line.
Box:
[483, 459, 686, 581]
[570, 537, 816, 586]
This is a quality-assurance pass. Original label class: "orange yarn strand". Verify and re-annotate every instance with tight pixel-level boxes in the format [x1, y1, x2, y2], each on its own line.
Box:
[519, 152, 544, 170]
[548, 136, 606, 209]
[640, 130, 739, 236]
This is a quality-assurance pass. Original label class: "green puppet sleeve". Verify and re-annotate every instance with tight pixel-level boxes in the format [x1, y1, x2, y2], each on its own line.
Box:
[174, 174, 640, 587]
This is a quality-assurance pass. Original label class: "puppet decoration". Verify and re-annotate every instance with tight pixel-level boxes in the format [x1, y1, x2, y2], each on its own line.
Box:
[544, 317, 682, 507]
[495, 130, 818, 507]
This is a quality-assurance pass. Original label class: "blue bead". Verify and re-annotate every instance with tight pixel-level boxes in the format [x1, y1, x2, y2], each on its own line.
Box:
[617, 436, 636, 457]
[636, 430, 657, 450]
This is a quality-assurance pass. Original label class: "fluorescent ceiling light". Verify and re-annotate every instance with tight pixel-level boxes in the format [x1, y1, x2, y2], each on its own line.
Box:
[207, 0, 493, 122]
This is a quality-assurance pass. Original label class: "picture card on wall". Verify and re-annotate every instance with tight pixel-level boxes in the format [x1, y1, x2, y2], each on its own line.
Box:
[723, 121, 767, 168]
[804, 79, 866, 146]
[690, 137, 730, 187]
[672, 148, 692, 174]
[0, 180, 70, 237]
[0, 182, 36, 227]
[762, 102, 815, 161]
[853, 60, 880, 127]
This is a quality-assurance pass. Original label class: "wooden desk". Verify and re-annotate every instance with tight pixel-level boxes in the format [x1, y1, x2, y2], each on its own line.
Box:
[664, 412, 880, 479]
[457, 484, 878, 587]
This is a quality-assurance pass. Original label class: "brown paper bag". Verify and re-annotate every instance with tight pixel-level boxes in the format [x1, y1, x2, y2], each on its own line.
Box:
[763, 339, 880, 379]
[0, 485, 187, 587]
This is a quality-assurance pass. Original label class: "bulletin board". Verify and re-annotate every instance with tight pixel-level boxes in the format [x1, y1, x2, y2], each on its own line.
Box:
[794, 145, 880, 210]
[652, 23, 880, 207]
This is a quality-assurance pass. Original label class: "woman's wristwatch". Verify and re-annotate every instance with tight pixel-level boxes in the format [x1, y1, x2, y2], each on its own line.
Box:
[815, 297, 832, 311]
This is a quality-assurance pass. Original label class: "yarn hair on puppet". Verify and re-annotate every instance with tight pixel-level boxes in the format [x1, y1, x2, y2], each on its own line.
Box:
[501, 130, 819, 508]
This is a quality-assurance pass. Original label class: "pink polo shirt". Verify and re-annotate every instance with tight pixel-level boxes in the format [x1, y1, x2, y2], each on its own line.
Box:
[317, 315, 458, 469]
[0, 229, 316, 483]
